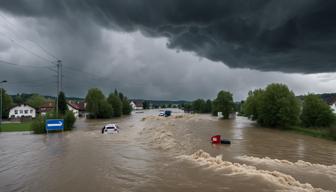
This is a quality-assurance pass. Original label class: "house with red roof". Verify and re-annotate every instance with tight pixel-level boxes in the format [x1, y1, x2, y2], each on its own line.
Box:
[67, 101, 86, 117]
[38, 101, 55, 116]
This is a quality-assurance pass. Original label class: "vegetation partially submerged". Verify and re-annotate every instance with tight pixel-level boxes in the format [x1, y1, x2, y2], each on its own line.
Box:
[31, 111, 76, 134]
[182, 90, 235, 119]
[286, 126, 335, 140]
[241, 83, 336, 140]
[85, 88, 132, 118]
[31, 92, 76, 134]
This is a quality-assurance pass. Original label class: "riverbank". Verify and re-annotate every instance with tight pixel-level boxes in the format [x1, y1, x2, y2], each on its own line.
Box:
[0, 122, 32, 132]
[238, 115, 336, 141]
[287, 126, 336, 141]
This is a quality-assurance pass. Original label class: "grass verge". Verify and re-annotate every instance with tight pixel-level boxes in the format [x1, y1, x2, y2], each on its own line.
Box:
[0, 122, 33, 132]
[287, 126, 336, 141]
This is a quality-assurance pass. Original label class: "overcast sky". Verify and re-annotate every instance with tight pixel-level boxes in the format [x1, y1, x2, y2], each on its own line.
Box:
[0, 0, 336, 101]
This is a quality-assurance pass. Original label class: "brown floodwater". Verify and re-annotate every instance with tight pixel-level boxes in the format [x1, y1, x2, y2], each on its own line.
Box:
[1, 109, 335, 192]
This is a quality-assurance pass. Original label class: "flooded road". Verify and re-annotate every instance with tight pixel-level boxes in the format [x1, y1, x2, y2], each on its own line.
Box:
[1, 109, 336, 191]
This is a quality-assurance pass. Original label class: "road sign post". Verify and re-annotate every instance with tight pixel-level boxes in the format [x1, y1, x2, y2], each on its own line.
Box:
[46, 119, 64, 133]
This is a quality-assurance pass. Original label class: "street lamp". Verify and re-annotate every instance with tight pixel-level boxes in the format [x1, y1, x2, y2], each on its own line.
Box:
[0, 80, 8, 132]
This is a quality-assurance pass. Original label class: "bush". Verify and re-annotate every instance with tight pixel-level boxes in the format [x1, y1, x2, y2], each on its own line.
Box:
[64, 111, 76, 131]
[31, 115, 46, 134]
[300, 94, 335, 127]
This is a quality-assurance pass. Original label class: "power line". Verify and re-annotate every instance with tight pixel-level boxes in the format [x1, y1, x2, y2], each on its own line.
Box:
[0, 30, 55, 65]
[6, 78, 54, 85]
[0, 59, 51, 68]
[0, 13, 59, 61]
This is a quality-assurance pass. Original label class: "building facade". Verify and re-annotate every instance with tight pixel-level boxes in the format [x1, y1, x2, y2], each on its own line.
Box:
[9, 104, 36, 119]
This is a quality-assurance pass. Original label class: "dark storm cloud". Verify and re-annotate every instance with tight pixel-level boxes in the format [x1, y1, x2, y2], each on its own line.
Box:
[1, 0, 336, 73]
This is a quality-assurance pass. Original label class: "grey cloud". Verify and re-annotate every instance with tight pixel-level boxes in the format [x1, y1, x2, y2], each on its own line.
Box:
[1, 0, 336, 73]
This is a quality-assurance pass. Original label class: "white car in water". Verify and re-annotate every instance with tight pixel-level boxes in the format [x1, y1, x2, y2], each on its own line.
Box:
[102, 124, 119, 134]
[159, 111, 165, 116]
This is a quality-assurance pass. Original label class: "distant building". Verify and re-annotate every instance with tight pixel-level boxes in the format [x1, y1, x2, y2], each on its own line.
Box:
[329, 101, 336, 113]
[9, 104, 36, 119]
[130, 100, 143, 110]
[38, 101, 55, 116]
[67, 101, 86, 117]
[67, 102, 79, 117]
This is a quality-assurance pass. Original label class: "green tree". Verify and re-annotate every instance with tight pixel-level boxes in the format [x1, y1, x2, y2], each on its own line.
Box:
[212, 90, 234, 119]
[97, 100, 113, 118]
[85, 88, 106, 118]
[192, 99, 206, 113]
[58, 91, 68, 115]
[27, 94, 45, 109]
[204, 99, 212, 113]
[183, 103, 192, 112]
[300, 94, 335, 127]
[242, 89, 265, 120]
[143, 101, 150, 109]
[257, 83, 300, 128]
[118, 92, 124, 101]
[122, 98, 132, 115]
[0, 88, 13, 118]
[107, 93, 122, 117]
[192, 99, 201, 112]
[13, 94, 24, 104]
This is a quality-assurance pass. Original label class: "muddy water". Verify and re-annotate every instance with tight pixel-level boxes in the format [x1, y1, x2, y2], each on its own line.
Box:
[1, 109, 335, 192]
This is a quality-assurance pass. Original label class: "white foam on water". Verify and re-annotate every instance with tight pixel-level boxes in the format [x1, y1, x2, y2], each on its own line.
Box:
[237, 155, 336, 180]
[179, 150, 329, 192]
[140, 124, 178, 151]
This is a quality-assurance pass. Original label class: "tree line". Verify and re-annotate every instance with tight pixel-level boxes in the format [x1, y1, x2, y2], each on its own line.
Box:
[241, 83, 336, 139]
[85, 88, 132, 118]
[0, 90, 62, 119]
[184, 83, 336, 138]
[183, 90, 235, 119]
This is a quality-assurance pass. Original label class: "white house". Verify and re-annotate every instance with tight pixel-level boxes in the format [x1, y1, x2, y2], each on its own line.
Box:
[9, 104, 36, 119]
[330, 101, 336, 113]
[130, 100, 143, 110]
[67, 102, 79, 118]
[130, 101, 136, 110]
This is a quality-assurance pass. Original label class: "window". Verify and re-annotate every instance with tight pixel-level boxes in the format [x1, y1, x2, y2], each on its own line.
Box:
[20, 110, 23, 114]
[15, 110, 18, 114]
[30, 110, 33, 113]
[24, 110, 28, 114]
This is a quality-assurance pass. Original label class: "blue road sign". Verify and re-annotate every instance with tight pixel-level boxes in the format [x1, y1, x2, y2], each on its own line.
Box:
[46, 119, 64, 132]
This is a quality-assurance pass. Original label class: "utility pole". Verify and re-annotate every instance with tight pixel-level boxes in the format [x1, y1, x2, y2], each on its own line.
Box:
[0, 80, 8, 132]
[55, 60, 62, 117]
[56, 60, 60, 117]
[60, 60, 63, 92]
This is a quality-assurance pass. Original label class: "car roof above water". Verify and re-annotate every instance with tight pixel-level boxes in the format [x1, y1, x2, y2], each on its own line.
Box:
[105, 124, 117, 128]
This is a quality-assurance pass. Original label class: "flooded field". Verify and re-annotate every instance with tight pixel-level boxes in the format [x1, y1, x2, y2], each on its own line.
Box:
[1, 109, 336, 192]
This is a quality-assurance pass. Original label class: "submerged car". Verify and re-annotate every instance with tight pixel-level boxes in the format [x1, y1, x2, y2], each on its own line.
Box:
[159, 111, 165, 116]
[101, 124, 119, 134]
[164, 110, 172, 117]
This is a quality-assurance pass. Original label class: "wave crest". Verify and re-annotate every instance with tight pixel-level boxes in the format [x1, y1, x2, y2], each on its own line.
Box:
[179, 150, 328, 192]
